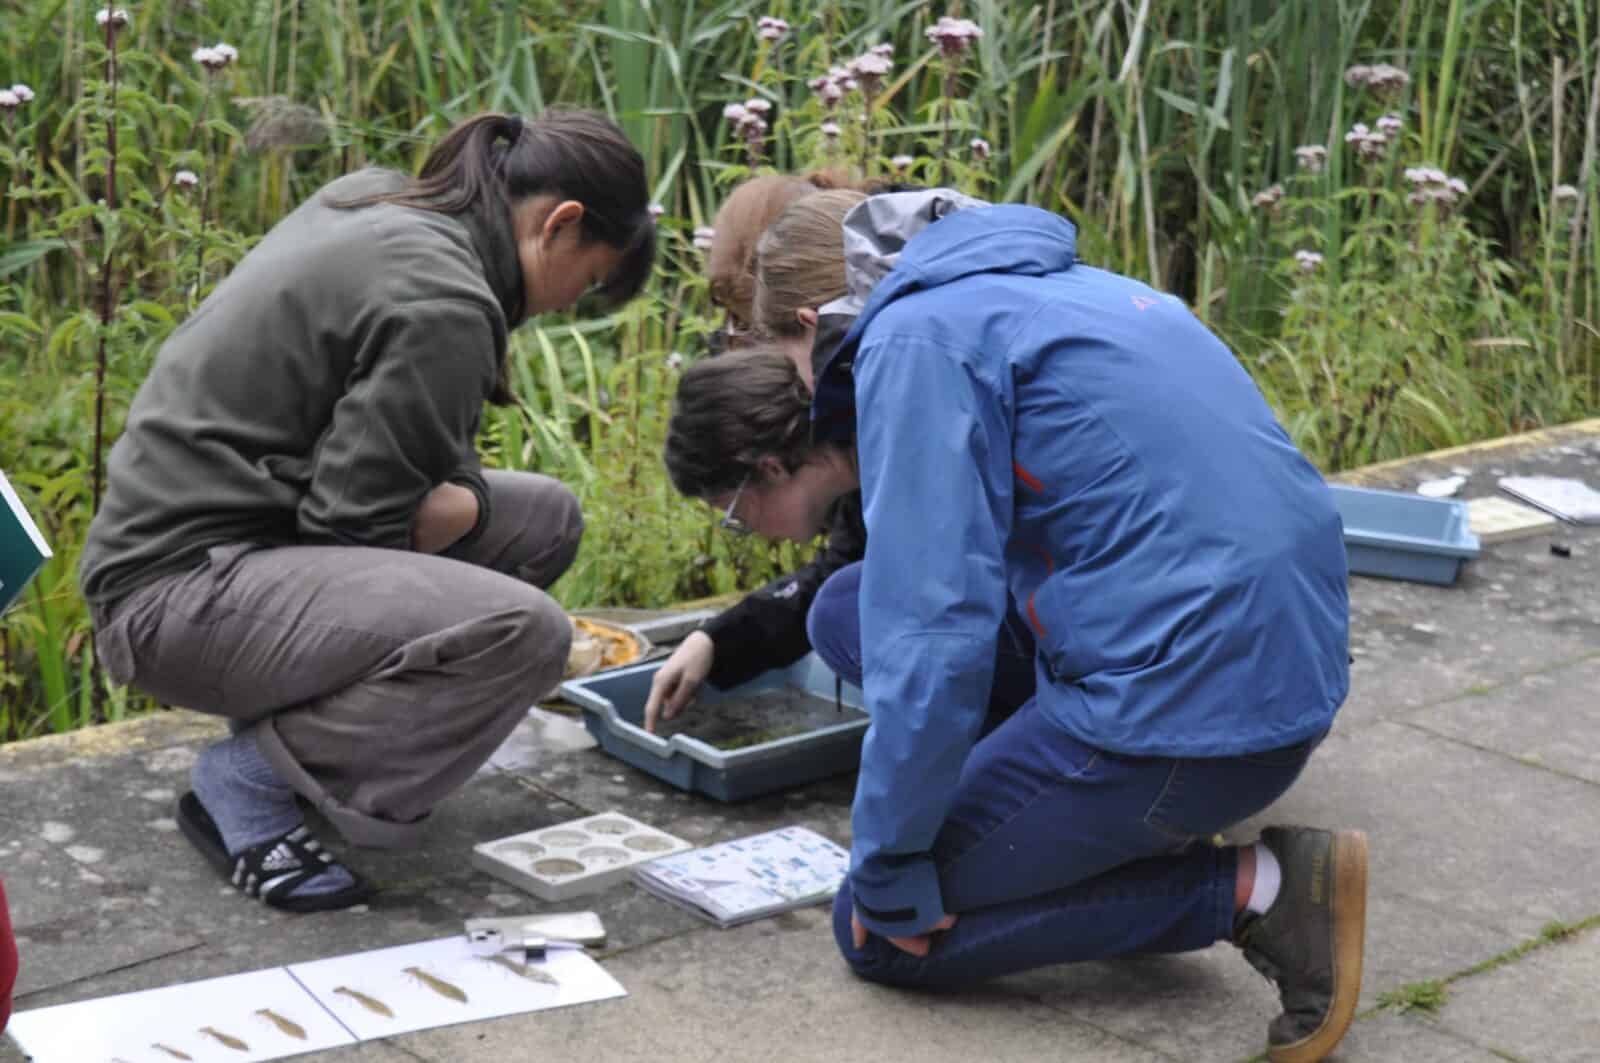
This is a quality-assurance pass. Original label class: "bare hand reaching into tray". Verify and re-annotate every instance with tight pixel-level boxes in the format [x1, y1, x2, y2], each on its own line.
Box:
[643, 631, 715, 733]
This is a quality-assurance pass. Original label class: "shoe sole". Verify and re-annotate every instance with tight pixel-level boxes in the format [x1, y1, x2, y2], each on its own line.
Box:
[1269, 829, 1368, 1063]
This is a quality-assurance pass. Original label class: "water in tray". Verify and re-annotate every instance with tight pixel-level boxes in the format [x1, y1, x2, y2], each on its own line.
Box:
[655, 689, 868, 750]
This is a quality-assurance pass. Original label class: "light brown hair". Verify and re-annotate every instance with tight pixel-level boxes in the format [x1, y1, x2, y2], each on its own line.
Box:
[707, 171, 860, 330]
[752, 189, 867, 337]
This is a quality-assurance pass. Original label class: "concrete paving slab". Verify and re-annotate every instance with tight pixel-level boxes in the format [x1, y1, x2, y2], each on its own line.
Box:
[1238, 721, 1600, 941]
[1405, 656, 1600, 784]
[394, 905, 1174, 1063]
[1340, 537, 1600, 727]
[1336, 1010, 1517, 1062]
[1424, 924, 1600, 1062]
[1336, 420, 1600, 727]
[3, 773, 212, 998]
[986, 946, 1278, 1061]
[1013, 886, 1512, 1062]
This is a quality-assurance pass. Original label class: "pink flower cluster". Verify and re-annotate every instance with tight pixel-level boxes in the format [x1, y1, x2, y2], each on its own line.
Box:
[810, 44, 894, 108]
[1404, 167, 1469, 206]
[723, 98, 773, 141]
[849, 48, 893, 93]
[757, 15, 790, 43]
[926, 15, 983, 58]
[1343, 114, 1402, 161]
[809, 67, 854, 108]
[1344, 64, 1410, 95]
[1343, 122, 1389, 161]
[193, 43, 240, 71]
[1294, 144, 1328, 174]
[1252, 183, 1285, 209]
[1294, 249, 1324, 272]
[0, 83, 34, 110]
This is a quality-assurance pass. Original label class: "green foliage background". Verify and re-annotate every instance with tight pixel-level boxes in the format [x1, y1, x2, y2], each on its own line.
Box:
[1, 0, 1596, 739]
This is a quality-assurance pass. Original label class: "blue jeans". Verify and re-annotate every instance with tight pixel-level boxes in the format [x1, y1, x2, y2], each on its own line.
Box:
[806, 563, 1319, 988]
[807, 562, 1037, 736]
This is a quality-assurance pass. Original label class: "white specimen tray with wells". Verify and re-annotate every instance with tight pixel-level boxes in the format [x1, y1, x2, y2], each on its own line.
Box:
[471, 811, 692, 901]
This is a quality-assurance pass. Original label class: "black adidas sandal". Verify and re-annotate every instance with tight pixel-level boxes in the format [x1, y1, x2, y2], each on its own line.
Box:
[176, 791, 374, 913]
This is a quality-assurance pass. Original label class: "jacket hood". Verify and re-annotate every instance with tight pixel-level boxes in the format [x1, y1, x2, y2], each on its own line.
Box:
[810, 190, 1079, 442]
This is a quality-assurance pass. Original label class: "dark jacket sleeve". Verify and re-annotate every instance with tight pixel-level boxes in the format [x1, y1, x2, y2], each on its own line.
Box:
[702, 490, 866, 689]
[297, 300, 498, 548]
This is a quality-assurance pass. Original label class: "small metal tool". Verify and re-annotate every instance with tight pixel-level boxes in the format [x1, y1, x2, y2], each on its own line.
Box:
[465, 912, 606, 960]
[515, 935, 590, 960]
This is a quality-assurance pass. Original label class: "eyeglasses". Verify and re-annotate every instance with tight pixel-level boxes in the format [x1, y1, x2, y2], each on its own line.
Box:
[718, 471, 754, 536]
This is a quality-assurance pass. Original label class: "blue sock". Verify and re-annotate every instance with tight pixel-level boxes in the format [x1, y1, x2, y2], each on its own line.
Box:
[191, 730, 356, 898]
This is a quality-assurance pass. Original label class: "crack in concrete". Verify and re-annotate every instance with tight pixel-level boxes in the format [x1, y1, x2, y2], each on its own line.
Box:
[1392, 714, 1600, 790]
[12, 939, 207, 1005]
[1026, 994, 1192, 1061]
[1353, 915, 1600, 1046]
[497, 770, 596, 816]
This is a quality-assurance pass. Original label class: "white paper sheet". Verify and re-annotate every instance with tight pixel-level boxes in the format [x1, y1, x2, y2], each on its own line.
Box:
[7, 936, 627, 1062]
[1498, 476, 1600, 524]
[7, 966, 355, 1063]
[287, 935, 625, 1040]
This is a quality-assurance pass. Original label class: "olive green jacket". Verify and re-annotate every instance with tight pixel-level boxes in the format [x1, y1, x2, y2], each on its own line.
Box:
[80, 168, 526, 606]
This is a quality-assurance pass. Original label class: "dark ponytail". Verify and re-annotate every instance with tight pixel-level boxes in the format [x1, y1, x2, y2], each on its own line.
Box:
[336, 110, 656, 305]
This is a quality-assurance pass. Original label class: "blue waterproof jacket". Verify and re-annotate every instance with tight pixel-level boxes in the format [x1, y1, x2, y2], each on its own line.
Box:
[814, 195, 1351, 937]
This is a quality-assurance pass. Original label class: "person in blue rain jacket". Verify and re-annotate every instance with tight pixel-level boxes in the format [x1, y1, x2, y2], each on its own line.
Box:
[663, 187, 1367, 1063]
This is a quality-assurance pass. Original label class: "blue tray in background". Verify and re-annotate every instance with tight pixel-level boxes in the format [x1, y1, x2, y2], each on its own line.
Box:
[1329, 484, 1480, 586]
[559, 653, 867, 801]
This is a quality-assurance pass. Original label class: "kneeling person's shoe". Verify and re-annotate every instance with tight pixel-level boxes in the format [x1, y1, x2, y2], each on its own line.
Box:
[1234, 826, 1368, 1063]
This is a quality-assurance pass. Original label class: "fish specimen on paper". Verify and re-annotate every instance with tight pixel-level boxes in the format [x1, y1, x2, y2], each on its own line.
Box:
[257, 1007, 309, 1039]
[199, 1026, 250, 1052]
[480, 953, 559, 986]
[333, 985, 395, 1018]
[404, 965, 469, 1003]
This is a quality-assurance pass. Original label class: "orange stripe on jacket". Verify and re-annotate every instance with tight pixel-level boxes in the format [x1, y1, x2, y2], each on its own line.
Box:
[1013, 461, 1045, 492]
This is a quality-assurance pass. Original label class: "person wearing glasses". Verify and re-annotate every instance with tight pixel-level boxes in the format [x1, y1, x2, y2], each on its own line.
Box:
[643, 172, 1012, 735]
[662, 188, 1364, 1063]
[79, 110, 656, 912]
[644, 171, 865, 731]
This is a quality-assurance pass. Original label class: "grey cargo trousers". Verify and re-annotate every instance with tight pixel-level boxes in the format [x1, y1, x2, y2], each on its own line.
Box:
[91, 470, 580, 848]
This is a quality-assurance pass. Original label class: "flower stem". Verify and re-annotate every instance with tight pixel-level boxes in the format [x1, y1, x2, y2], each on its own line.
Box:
[90, 15, 122, 723]
[940, 66, 956, 187]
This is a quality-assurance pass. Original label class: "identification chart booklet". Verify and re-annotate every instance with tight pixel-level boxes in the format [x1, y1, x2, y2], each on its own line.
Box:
[0, 468, 51, 615]
[632, 825, 850, 928]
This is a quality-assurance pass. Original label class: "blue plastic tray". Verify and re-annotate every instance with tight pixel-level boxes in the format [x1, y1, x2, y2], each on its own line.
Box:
[1329, 484, 1480, 585]
[559, 653, 867, 801]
